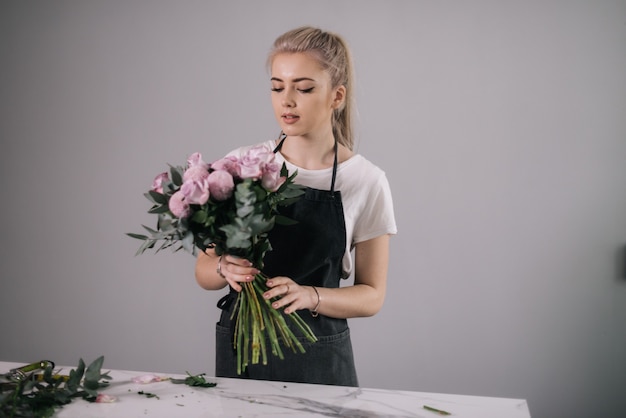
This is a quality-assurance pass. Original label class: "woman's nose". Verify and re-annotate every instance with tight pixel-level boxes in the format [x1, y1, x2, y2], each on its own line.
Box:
[281, 90, 295, 107]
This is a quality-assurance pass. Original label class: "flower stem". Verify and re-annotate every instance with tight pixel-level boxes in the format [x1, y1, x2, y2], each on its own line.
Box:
[232, 272, 318, 374]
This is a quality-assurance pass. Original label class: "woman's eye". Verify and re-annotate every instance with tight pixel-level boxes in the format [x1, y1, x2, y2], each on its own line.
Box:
[298, 87, 314, 93]
[271, 87, 284, 92]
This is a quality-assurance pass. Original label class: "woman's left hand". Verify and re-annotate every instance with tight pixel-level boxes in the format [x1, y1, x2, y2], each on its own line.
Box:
[264, 277, 316, 314]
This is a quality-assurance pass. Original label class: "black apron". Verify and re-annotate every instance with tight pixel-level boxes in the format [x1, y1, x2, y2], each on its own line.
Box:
[215, 134, 358, 386]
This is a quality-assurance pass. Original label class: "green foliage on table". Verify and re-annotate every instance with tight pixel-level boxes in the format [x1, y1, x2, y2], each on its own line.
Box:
[170, 372, 217, 388]
[0, 356, 111, 418]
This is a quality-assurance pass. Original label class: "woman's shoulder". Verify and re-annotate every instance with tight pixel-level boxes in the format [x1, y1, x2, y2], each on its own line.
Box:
[340, 153, 387, 180]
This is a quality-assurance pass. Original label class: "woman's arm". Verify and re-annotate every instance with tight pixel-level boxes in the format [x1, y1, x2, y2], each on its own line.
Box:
[264, 234, 391, 318]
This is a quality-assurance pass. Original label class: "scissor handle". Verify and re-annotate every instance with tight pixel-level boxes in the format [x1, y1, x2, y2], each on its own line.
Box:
[7, 360, 55, 382]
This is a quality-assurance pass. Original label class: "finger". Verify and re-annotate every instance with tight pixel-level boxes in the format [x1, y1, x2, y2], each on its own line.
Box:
[225, 260, 259, 279]
[224, 255, 255, 269]
[227, 278, 242, 293]
[264, 279, 292, 300]
[273, 292, 304, 314]
[222, 257, 257, 279]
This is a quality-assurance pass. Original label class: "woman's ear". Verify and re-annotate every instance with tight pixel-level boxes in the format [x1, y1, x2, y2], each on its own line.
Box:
[332, 85, 347, 110]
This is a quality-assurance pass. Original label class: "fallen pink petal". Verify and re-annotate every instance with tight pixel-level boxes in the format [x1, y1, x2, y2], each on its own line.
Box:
[131, 374, 167, 384]
[95, 393, 117, 403]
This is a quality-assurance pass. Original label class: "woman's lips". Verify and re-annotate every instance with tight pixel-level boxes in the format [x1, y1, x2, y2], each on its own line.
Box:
[282, 113, 299, 124]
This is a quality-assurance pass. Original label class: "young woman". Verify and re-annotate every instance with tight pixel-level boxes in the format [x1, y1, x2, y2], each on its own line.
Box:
[195, 26, 397, 386]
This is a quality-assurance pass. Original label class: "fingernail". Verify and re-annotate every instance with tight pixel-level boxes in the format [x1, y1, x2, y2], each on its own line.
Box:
[272, 302, 279, 308]
[267, 281, 273, 286]
[264, 293, 270, 299]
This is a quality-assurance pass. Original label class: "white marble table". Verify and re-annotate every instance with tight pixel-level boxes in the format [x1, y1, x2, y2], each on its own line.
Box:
[1, 361, 531, 417]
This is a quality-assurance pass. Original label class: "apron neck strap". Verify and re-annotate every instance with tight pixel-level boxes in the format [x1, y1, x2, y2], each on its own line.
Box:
[273, 131, 338, 193]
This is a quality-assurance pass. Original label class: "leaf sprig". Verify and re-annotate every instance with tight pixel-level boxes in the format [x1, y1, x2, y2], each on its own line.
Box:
[170, 372, 217, 388]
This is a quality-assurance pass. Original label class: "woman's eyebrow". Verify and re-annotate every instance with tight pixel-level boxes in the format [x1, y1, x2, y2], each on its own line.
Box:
[270, 77, 316, 83]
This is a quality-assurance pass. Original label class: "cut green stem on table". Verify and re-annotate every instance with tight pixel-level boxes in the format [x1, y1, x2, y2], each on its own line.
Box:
[423, 404, 452, 415]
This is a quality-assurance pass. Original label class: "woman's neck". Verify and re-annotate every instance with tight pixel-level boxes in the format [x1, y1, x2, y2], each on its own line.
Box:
[278, 134, 337, 170]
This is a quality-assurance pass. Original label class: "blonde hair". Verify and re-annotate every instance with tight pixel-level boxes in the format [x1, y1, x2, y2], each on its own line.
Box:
[268, 26, 356, 150]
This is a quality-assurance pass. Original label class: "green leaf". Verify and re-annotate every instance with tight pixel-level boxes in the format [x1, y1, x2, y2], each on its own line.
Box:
[147, 190, 168, 204]
[126, 232, 149, 240]
[170, 165, 184, 186]
[191, 209, 207, 224]
[135, 239, 156, 256]
[61, 359, 83, 399]
[84, 356, 105, 382]
[181, 231, 194, 253]
[220, 223, 252, 250]
[248, 213, 273, 235]
[148, 204, 170, 214]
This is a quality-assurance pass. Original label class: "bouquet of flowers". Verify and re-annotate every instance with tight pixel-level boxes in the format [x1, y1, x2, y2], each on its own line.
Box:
[128, 146, 317, 374]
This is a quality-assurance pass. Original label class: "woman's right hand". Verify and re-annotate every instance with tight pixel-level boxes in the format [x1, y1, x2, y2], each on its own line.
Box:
[217, 254, 259, 292]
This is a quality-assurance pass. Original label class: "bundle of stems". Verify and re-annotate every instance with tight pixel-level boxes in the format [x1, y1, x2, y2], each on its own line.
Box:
[231, 272, 317, 374]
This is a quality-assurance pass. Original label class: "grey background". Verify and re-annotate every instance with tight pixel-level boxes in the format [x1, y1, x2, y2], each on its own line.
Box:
[1, 1, 625, 417]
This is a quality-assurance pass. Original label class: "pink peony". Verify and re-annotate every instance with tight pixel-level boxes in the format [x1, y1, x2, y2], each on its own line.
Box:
[208, 170, 235, 201]
[261, 162, 286, 191]
[151, 172, 169, 194]
[181, 178, 210, 205]
[183, 165, 209, 183]
[95, 393, 117, 403]
[211, 156, 240, 178]
[169, 191, 191, 218]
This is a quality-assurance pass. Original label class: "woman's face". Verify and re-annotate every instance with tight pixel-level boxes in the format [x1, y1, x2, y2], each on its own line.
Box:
[270, 52, 344, 139]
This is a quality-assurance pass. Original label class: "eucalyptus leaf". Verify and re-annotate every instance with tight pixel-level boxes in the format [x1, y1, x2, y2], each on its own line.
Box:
[148, 190, 168, 204]
[170, 165, 184, 186]
[182, 231, 194, 253]
[248, 214, 273, 235]
[148, 204, 170, 214]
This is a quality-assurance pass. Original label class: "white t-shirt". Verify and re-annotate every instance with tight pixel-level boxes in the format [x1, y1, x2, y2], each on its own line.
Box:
[227, 140, 397, 278]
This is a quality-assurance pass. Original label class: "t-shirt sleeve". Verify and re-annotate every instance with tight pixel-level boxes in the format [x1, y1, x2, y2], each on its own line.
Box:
[352, 171, 397, 243]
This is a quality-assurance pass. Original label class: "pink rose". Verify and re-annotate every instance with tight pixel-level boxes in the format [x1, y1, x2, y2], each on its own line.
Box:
[208, 170, 235, 201]
[181, 178, 210, 205]
[151, 172, 169, 194]
[261, 163, 286, 191]
[211, 156, 240, 178]
[95, 393, 117, 403]
[249, 145, 276, 165]
[239, 146, 274, 179]
[187, 152, 209, 170]
[169, 191, 191, 218]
